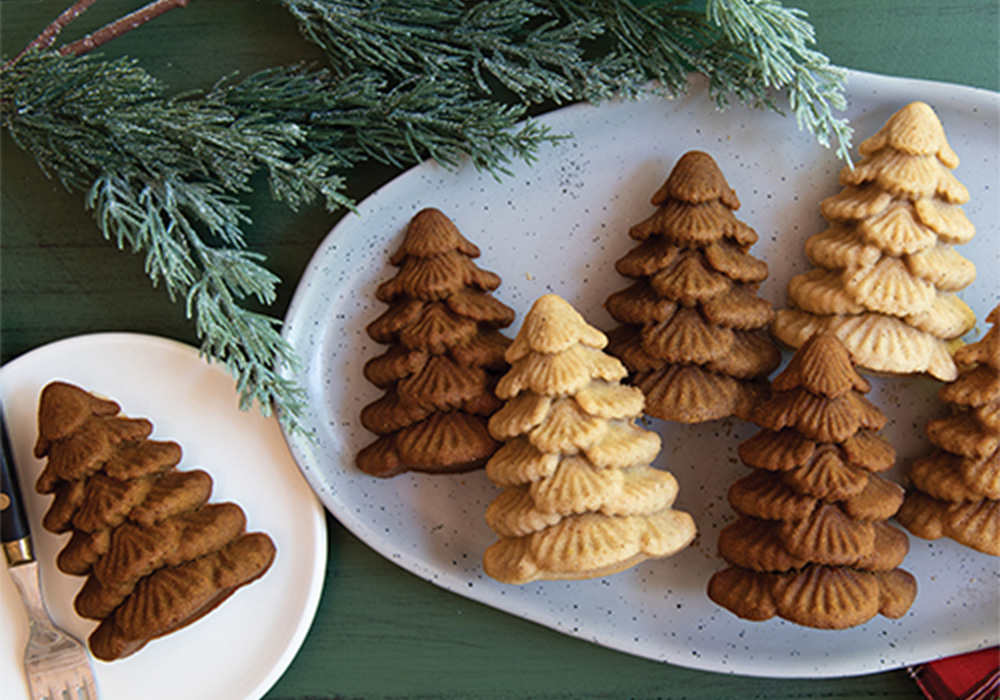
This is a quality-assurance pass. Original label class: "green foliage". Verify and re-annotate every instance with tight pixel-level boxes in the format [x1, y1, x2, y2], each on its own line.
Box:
[705, 0, 852, 160]
[0, 51, 555, 436]
[278, 0, 851, 152]
[0, 0, 851, 436]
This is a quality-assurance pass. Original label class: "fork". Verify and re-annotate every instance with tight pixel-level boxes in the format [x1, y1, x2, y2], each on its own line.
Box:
[2, 413, 99, 700]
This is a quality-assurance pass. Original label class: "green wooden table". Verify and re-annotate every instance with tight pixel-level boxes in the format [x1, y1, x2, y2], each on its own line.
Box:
[2, 1, 997, 698]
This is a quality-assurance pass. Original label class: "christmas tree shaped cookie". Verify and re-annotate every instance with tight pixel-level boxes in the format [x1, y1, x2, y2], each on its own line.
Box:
[773, 102, 977, 381]
[482, 294, 696, 584]
[896, 305, 999, 555]
[34, 381, 276, 661]
[707, 333, 916, 628]
[604, 150, 781, 423]
[357, 208, 515, 477]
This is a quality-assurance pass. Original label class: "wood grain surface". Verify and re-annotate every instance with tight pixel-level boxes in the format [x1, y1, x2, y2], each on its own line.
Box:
[1, 1, 996, 698]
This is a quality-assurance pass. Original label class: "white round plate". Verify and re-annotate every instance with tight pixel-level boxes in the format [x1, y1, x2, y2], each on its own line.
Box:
[279, 70, 999, 678]
[0, 333, 326, 700]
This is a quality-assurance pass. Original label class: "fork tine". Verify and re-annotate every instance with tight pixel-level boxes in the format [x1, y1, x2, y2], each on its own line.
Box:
[35, 679, 90, 700]
[26, 660, 99, 700]
[80, 674, 99, 700]
[35, 678, 63, 700]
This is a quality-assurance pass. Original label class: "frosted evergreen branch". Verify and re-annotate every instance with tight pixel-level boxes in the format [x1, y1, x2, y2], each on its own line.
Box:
[1, 0, 856, 435]
[0, 50, 559, 433]
[279, 0, 851, 158]
[705, 0, 853, 160]
[214, 66, 557, 174]
[89, 169, 310, 433]
[553, 0, 701, 99]
[279, 0, 628, 104]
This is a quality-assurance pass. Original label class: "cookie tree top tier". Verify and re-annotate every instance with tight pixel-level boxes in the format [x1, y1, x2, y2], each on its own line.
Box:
[357, 208, 515, 477]
[34, 381, 275, 661]
[604, 150, 781, 424]
[896, 305, 999, 555]
[707, 333, 916, 629]
[482, 294, 696, 584]
[772, 102, 977, 381]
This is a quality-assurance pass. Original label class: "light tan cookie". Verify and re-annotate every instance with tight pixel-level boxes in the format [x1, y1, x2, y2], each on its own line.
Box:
[775, 102, 977, 382]
[483, 294, 695, 584]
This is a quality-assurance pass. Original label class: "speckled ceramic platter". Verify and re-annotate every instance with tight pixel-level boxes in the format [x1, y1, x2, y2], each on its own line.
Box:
[280, 70, 999, 678]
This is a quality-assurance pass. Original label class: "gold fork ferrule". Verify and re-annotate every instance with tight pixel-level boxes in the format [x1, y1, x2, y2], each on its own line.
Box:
[3, 536, 34, 566]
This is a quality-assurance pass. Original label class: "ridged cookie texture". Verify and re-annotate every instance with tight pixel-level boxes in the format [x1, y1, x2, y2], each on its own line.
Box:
[896, 305, 999, 555]
[357, 207, 516, 477]
[34, 381, 275, 661]
[773, 102, 977, 381]
[707, 333, 917, 629]
[603, 150, 780, 424]
[483, 294, 696, 584]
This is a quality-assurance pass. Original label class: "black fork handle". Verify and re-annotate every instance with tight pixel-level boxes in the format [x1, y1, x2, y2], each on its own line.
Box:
[1, 411, 32, 548]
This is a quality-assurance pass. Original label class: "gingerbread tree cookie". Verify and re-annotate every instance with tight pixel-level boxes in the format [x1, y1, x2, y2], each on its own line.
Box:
[707, 333, 916, 629]
[896, 305, 999, 555]
[357, 208, 515, 477]
[34, 381, 276, 661]
[482, 294, 696, 584]
[604, 150, 781, 423]
[772, 102, 977, 381]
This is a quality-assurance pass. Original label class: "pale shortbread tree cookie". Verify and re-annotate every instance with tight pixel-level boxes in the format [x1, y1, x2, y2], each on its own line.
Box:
[773, 102, 977, 381]
[482, 294, 696, 584]
[896, 305, 999, 555]
[605, 151, 780, 423]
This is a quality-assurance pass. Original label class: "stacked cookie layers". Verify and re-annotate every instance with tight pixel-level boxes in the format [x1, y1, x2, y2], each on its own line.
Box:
[483, 294, 696, 584]
[34, 381, 275, 661]
[773, 102, 977, 381]
[707, 333, 916, 628]
[897, 305, 999, 555]
[605, 150, 780, 423]
[358, 207, 515, 477]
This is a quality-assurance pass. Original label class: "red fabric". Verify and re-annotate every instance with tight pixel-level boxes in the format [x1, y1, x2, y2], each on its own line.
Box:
[909, 647, 1000, 700]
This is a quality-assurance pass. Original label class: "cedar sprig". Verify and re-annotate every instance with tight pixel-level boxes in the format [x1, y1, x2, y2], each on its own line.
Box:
[1, 51, 555, 435]
[281, 0, 852, 157]
[706, 0, 852, 160]
[280, 0, 609, 103]
[89, 170, 306, 418]
[218, 68, 556, 174]
[1, 0, 853, 436]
